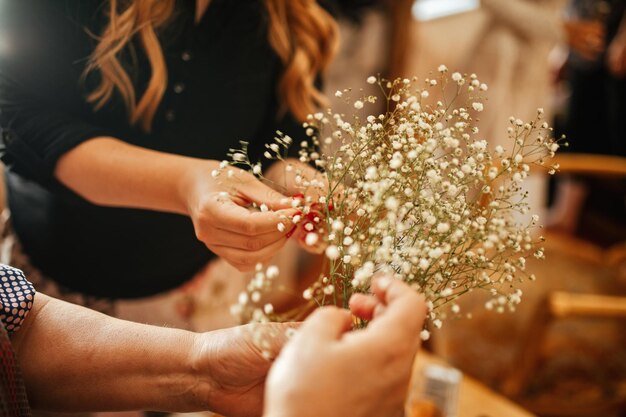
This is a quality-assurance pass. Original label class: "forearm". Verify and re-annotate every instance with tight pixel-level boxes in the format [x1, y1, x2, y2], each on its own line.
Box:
[10, 294, 210, 412]
[55, 137, 215, 215]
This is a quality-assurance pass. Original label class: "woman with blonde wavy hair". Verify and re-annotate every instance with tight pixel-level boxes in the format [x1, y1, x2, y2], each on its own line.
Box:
[0, 0, 337, 316]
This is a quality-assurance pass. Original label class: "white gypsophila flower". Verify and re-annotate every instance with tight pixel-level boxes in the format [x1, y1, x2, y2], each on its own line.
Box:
[266, 265, 279, 279]
[325, 245, 340, 260]
[305, 233, 319, 246]
[229, 68, 559, 335]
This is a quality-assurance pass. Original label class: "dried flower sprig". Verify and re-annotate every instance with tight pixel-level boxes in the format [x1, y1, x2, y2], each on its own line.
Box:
[222, 67, 562, 344]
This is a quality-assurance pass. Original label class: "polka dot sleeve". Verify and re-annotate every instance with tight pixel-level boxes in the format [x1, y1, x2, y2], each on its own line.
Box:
[0, 265, 35, 334]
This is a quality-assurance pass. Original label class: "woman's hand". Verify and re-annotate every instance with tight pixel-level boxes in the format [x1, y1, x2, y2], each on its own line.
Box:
[183, 161, 297, 271]
[56, 139, 298, 272]
[264, 276, 427, 417]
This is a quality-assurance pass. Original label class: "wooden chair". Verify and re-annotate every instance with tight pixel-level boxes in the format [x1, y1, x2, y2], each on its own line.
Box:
[501, 153, 626, 416]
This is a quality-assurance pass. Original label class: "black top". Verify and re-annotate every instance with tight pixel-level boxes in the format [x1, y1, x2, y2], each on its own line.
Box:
[0, 0, 310, 298]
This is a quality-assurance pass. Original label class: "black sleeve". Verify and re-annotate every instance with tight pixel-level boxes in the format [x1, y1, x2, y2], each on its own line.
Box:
[0, 0, 115, 188]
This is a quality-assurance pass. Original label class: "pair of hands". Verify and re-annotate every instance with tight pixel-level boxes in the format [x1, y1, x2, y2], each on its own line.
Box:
[193, 277, 427, 417]
[185, 159, 325, 271]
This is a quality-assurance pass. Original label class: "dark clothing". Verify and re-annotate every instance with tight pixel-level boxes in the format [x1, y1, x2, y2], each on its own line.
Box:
[0, 0, 307, 298]
[564, 0, 626, 156]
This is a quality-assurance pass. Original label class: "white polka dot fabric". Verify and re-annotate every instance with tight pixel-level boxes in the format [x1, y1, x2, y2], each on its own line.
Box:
[0, 265, 35, 334]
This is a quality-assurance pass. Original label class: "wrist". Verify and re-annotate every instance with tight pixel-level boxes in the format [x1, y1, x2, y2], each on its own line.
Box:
[151, 331, 213, 412]
[177, 159, 220, 216]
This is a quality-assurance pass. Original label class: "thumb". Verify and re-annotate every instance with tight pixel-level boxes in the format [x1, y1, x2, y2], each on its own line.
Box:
[234, 175, 293, 210]
[298, 307, 353, 343]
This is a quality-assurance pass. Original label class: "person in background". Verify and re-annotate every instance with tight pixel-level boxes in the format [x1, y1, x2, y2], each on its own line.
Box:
[461, 0, 566, 152]
[0, 263, 426, 417]
[562, 0, 626, 157]
[0, 0, 335, 324]
[548, 0, 626, 237]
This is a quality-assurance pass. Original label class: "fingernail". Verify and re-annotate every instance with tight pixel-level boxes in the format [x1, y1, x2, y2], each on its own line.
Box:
[305, 212, 318, 222]
[286, 225, 297, 238]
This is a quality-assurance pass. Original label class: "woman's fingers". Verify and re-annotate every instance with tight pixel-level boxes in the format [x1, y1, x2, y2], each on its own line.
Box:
[202, 195, 293, 236]
[231, 171, 294, 211]
[210, 234, 289, 271]
[208, 227, 286, 251]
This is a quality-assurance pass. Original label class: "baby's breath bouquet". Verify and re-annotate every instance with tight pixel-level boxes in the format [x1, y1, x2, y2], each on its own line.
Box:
[224, 66, 561, 342]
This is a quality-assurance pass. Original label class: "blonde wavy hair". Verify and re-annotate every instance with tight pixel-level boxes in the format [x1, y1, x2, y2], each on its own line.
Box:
[84, 0, 338, 132]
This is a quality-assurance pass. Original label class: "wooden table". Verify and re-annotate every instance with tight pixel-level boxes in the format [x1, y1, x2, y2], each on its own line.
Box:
[410, 352, 536, 417]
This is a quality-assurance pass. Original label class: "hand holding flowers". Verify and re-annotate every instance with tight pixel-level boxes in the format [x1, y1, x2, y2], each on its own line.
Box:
[264, 276, 426, 417]
[183, 160, 298, 272]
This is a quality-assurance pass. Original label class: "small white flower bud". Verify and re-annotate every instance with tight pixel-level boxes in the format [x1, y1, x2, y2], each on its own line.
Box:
[472, 102, 484, 112]
[266, 265, 279, 279]
[305, 233, 319, 246]
[325, 245, 340, 260]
